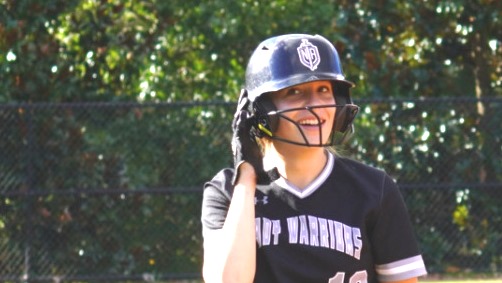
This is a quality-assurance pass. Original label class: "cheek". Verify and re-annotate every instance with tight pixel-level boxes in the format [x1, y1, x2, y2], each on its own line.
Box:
[328, 108, 337, 125]
[323, 94, 336, 104]
[274, 100, 296, 111]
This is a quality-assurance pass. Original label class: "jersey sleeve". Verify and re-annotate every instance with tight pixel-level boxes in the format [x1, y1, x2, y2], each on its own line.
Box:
[201, 168, 234, 235]
[370, 174, 427, 282]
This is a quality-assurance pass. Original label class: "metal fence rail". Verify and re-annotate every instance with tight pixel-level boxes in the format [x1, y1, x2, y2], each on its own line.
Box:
[1, 97, 501, 281]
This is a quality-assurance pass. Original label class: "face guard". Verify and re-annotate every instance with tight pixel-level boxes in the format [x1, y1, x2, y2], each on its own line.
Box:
[254, 104, 359, 146]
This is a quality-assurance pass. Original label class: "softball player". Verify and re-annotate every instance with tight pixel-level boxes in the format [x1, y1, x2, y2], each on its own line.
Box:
[201, 34, 427, 283]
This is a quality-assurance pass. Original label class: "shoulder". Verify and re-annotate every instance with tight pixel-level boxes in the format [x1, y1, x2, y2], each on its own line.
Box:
[334, 155, 389, 182]
[204, 168, 235, 199]
[201, 168, 235, 231]
[332, 155, 399, 200]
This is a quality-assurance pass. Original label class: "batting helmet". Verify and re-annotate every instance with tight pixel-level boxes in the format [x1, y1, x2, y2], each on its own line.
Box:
[244, 34, 359, 146]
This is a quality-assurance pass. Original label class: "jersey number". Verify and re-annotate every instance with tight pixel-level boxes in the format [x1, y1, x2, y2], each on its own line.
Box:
[328, 271, 367, 283]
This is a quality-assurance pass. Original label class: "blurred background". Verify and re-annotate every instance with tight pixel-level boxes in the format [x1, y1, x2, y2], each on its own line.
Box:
[1, 0, 501, 281]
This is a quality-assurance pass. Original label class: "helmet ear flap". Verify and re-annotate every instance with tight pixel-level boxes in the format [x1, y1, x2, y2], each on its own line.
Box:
[253, 95, 278, 138]
[334, 105, 359, 133]
[332, 82, 353, 105]
[332, 81, 357, 133]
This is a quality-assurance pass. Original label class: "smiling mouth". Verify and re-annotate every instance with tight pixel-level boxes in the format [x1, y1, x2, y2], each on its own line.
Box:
[298, 118, 324, 127]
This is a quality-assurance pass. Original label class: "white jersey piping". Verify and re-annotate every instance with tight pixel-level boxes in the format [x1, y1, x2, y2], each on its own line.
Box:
[273, 151, 334, 199]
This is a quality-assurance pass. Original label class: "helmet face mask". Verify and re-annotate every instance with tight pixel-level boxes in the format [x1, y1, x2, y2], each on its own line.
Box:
[245, 34, 359, 146]
[254, 101, 359, 146]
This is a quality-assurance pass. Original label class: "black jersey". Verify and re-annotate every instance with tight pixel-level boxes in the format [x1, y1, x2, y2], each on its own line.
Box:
[201, 153, 427, 283]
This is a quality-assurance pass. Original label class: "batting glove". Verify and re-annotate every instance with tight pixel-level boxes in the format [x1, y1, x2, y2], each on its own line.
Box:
[231, 89, 279, 185]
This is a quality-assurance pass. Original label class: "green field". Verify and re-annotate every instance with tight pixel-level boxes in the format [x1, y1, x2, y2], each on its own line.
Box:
[425, 280, 501, 283]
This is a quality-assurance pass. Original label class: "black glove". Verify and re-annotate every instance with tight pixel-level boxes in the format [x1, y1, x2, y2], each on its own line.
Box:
[231, 89, 279, 185]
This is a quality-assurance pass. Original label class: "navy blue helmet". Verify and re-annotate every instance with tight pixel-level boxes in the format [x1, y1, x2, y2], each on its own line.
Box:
[244, 34, 359, 146]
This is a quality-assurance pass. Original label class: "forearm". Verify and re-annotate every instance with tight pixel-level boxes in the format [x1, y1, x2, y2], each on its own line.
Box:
[221, 181, 257, 282]
[203, 163, 257, 283]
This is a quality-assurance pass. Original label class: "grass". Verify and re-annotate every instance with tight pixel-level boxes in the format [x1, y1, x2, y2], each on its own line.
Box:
[425, 281, 501, 283]
[423, 278, 502, 283]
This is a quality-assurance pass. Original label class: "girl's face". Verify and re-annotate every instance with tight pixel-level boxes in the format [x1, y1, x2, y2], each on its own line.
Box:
[270, 80, 336, 146]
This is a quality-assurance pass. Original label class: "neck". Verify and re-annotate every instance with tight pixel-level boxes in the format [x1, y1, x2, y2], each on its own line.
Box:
[263, 141, 329, 190]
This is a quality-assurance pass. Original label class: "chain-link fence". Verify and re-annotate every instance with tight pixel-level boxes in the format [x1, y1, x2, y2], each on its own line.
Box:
[1, 97, 501, 282]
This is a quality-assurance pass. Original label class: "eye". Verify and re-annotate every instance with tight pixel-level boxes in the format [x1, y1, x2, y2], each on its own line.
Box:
[286, 88, 302, 96]
[318, 85, 332, 94]
[319, 86, 329, 92]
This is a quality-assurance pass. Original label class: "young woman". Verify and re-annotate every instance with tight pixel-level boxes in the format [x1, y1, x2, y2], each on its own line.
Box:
[201, 34, 427, 283]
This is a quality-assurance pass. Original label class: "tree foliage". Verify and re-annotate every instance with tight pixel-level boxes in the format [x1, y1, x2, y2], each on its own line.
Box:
[1, 0, 500, 101]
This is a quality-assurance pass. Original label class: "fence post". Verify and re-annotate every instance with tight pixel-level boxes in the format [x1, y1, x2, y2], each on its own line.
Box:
[22, 104, 35, 282]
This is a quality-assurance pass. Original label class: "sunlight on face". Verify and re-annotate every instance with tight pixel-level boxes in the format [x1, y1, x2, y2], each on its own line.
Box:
[270, 81, 337, 145]
[273, 81, 335, 110]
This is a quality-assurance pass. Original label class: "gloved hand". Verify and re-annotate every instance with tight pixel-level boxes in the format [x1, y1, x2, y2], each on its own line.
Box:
[231, 89, 279, 185]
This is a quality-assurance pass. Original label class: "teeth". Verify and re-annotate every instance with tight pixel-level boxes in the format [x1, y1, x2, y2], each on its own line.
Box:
[299, 119, 321, 125]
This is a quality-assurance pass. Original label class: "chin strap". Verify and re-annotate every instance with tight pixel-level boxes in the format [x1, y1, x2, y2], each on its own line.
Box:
[257, 167, 280, 185]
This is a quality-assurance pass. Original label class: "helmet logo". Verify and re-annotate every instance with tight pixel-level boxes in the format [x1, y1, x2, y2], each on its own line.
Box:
[297, 39, 320, 71]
